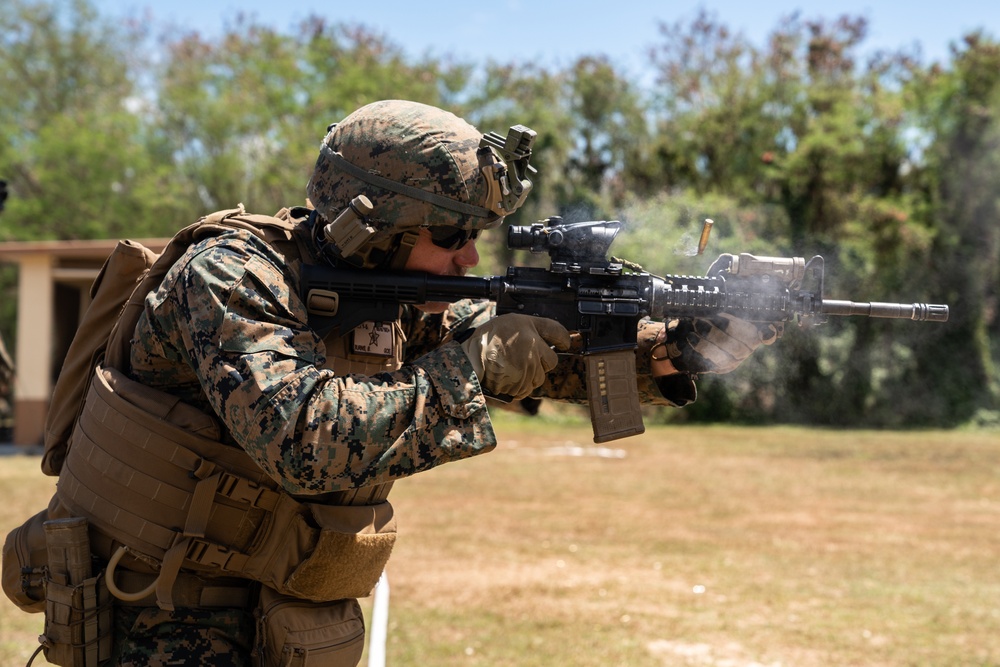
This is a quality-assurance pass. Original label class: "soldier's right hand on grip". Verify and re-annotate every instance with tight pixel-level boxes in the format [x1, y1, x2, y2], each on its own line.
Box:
[461, 314, 571, 400]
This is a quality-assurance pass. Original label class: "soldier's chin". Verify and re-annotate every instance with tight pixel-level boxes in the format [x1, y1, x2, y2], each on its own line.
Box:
[415, 301, 450, 314]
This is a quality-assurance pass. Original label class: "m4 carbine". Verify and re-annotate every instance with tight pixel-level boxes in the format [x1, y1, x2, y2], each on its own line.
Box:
[303, 216, 949, 443]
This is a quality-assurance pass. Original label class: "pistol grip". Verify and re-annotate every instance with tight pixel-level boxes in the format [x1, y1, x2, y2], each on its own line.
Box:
[585, 351, 645, 443]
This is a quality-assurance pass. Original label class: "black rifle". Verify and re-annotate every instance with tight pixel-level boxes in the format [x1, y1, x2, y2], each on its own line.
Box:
[302, 217, 949, 443]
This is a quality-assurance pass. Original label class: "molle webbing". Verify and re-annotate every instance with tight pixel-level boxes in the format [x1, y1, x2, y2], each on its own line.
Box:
[58, 366, 396, 610]
[61, 374, 277, 558]
[53, 207, 397, 610]
[58, 366, 281, 608]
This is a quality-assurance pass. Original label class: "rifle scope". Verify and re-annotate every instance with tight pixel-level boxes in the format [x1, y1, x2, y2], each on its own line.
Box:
[507, 218, 621, 265]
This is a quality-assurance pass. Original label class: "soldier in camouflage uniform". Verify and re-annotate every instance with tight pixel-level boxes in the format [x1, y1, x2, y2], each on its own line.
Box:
[74, 100, 777, 666]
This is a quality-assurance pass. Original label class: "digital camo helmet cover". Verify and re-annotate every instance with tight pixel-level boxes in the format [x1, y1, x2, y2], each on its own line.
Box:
[307, 99, 528, 268]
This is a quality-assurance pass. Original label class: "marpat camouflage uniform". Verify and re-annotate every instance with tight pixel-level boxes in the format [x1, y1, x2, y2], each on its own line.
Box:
[113, 213, 689, 664]
[106, 99, 693, 665]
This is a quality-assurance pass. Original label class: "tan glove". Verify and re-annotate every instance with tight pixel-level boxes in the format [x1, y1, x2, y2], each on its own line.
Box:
[461, 314, 572, 399]
[661, 314, 782, 375]
[656, 253, 784, 375]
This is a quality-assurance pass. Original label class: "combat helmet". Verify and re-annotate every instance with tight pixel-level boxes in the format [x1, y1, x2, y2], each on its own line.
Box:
[307, 99, 536, 269]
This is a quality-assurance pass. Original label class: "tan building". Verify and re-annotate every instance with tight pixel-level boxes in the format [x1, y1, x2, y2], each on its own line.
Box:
[0, 237, 168, 446]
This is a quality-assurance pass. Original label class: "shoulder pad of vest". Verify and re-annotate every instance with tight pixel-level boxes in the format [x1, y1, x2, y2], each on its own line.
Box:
[196, 204, 299, 244]
[285, 206, 314, 222]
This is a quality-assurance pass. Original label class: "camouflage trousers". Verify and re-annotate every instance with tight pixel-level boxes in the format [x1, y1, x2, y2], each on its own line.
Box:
[108, 606, 254, 666]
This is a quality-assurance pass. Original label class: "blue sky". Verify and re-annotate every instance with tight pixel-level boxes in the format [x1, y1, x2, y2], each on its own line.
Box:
[94, 0, 996, 77]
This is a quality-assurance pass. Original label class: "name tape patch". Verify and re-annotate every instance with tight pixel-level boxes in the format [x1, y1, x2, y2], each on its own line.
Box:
[352, 321, 394, 357]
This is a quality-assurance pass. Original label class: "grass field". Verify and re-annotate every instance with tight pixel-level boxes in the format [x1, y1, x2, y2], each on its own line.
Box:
[2, 419, 998, 666]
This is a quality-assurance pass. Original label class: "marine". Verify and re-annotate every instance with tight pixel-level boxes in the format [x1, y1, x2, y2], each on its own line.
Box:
[3, 100, 778, 666]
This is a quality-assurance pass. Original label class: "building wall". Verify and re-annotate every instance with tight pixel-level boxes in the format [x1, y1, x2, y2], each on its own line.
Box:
[0, 238, 168, 446]
[12, 253, 54, 445]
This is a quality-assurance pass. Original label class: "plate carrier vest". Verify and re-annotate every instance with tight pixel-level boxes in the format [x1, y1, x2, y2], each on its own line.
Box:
[49, 206, 401, 611]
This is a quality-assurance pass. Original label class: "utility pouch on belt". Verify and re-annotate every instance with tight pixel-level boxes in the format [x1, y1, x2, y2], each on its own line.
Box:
[238, 497, 396, 602]
[2, 507, 49, 612]
[39, 517, 113, 667]
[253, 585, 365, 667]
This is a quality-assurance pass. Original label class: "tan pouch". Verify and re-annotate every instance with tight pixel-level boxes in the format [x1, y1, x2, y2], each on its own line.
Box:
[285, 501, 395, 600]
[245, 500, 396, 602]
[254, 585, 365, 667]
[42, 570, 114, 666]
[1, 507, 49, 612]
[40, 517, 114, 667]
[185, 499, 396, 605]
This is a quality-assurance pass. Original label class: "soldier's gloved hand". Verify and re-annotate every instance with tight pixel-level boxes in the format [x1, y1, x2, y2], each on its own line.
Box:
[660, 314, 783, 375]
[653, 252, 783, 375]
[461, 314, 571, 399]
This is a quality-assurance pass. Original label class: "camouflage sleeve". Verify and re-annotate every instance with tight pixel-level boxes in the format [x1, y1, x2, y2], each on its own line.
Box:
[138, 232, 496, 495]
[398, 299, 495, 361]
[398, 301, 696, 407]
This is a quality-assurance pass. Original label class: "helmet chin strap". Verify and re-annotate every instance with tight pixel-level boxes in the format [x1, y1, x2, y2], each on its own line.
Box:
[388, 230, 420, 270]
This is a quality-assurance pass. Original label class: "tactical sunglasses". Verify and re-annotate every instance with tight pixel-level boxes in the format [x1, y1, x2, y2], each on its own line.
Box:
[427, 226, 480, 250]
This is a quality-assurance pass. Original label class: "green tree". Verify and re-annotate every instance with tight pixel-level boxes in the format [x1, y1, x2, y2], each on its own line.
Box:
[644, 10, 957, 426]
[152, 17, 471, 219]
[759, 15, 928, 424]
[459, 61, 576, 271]
[0, 0, 161, 239]
[899, 33, 1000, 424]
[563, 56, 648, 216]
[647, 9, 782, 200]
[461, 56, 650, 272]
[0, 0, 156, 351]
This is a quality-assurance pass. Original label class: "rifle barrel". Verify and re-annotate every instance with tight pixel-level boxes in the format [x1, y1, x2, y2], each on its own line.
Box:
[821, 300, 949, 322]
